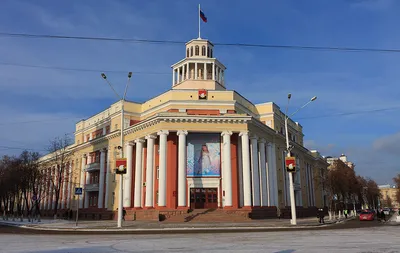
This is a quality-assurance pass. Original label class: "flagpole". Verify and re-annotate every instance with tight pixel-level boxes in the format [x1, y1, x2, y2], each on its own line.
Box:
[198, 4, 201, 39]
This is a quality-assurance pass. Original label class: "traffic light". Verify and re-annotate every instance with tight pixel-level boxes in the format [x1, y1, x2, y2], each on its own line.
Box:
[285, 156, 296, 173]
[115, 158, 127, 174]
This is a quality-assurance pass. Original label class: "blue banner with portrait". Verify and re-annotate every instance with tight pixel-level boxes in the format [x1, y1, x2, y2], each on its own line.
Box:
[187, 133, 221, 177]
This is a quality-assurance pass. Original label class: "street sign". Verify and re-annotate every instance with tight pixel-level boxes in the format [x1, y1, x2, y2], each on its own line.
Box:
[75, 187, 83, 195]
[285, 156, 296, 173]
[115, 158, 127, 174]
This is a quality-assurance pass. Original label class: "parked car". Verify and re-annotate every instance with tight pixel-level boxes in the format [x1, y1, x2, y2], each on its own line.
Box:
[359, 211, 375, 221]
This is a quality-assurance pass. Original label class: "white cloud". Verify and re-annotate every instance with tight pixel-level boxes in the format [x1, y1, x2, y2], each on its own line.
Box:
[373, 132, 400, 156]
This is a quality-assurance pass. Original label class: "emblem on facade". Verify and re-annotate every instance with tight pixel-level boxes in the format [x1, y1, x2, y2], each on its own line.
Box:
[198, 89, 207, 99]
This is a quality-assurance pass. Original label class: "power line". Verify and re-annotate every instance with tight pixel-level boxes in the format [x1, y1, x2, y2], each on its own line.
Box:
[2, 32, 400, 54]
[0, 145, 47, 152]
[296, 106, 400, 120]
[0, 62, 170, 75]
[0, 117, 83, 127]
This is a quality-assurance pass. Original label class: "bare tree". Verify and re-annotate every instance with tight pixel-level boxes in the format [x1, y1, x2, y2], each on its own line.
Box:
[19, 151, 42, 221]
[394, 174, 400, 205]
[42, 134, 73, 219]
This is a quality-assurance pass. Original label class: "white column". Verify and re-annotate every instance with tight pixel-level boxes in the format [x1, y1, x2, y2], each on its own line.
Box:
[222, 131, 233, 207]
[46, 168, 50, 210]
[134, 139, 145, 208]
[123, 143, 133, 208]
[186, 63, 189, 79]
[266, 143, 273, 206]
[84, 165, 90, 208]
[145, 134, 156, 207]
[158, 130, 169, 207]
[177, 130, 188, 207]
[67, 163, 72, 209]
[52, 167, 56, 210]
[104, 148, 111, 209]
[259, 139, 268, 206]
[219, 68, 223, 83]
[98, 149, 106, 208]
[238, 136, 244, 207]
[239, 131, 252, 207]
[79, 155, 86, 209]
[61, 165, 67, 209]
[269, 143, 278, 206]
[212, 63, 215, 80]
[172, 68, 176, 85]
[102, 127, 106, 136]
[195, 63, 198, 80]
[204, 63, 207, 80]
[250, 135, 261, 206]
[41, 170, 45, 210]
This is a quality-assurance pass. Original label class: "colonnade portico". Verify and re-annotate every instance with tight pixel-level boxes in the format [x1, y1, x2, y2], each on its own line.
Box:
[119, 129, 279, 210]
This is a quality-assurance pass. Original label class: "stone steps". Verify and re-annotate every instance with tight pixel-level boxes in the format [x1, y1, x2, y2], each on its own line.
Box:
[164, 209, 251, 223]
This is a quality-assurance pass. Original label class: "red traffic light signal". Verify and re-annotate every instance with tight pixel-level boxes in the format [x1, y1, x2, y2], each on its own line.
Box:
[285, 156, 296, 173]
[115, 158, 127, 174]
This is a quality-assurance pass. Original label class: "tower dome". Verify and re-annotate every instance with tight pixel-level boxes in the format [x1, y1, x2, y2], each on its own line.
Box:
[171, 38, 226, 90]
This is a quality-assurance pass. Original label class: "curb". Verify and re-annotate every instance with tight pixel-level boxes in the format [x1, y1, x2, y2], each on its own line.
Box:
[0, 221, 338, 234]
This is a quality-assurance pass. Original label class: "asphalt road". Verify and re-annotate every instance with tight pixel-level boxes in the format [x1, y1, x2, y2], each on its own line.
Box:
[0, 220, 398, 253]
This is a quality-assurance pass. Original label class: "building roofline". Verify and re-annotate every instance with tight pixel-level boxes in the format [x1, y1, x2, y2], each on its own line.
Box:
[185, 38, 214, 46]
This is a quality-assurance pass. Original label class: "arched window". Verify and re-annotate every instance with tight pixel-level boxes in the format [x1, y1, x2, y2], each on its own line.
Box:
[207, 47, 210, 57]
[202, 46, 206, 56]
[195, 45, 199, 56]
[186, 48, 189, 57]
[210, 49, 213, 58]
[190, 46, 193, 56]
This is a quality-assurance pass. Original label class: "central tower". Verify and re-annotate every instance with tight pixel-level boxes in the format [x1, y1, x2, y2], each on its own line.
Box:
[171, 38, 226, 90]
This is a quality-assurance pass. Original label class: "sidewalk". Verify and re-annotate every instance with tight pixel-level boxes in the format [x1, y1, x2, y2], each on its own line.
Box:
[388, 213, 400, 224]
[0, 216, 353, 233]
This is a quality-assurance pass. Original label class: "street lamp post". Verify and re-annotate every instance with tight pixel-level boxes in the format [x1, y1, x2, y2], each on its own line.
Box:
[284, 94, 317, 225]
[101, 72, 132, 228]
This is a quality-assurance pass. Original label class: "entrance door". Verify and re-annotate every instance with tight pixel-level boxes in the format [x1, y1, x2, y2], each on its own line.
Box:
[190, 188, 218, 209]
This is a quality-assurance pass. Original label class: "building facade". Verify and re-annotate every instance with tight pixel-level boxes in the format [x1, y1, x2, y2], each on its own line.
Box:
[39, 37, 328, 220]
[379, 185, 399, 208]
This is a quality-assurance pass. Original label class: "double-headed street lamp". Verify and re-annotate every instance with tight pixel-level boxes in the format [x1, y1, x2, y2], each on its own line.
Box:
[101, 72, 132, 228]
[284, 94, 317, 225]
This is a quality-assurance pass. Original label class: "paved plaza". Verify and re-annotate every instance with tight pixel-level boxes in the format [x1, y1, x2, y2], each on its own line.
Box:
[0, 225, 399, 253]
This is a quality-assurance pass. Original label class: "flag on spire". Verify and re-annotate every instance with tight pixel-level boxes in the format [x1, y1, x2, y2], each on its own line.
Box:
[200, 9, 207, 23]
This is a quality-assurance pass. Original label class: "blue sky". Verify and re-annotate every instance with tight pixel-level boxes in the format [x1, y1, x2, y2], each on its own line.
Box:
[0, 0, 399, 184]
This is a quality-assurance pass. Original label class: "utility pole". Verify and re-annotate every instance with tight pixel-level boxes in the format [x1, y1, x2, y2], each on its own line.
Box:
[101, 72, 132, 228]
[284, 94, 317, 225]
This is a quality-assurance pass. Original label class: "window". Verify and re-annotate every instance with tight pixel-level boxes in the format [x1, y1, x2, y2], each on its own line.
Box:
[186, 48, 189, 57]
[112, 192, 115, 206]
[190, 46, 193, 56]
[106, 125, 110, 134]
[207, 47, 210, 57]
[195, 45, 199, 56]
[202, 45, 206, 56]
[156, 166, 159, 179]
[210, 48, 213, 57]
